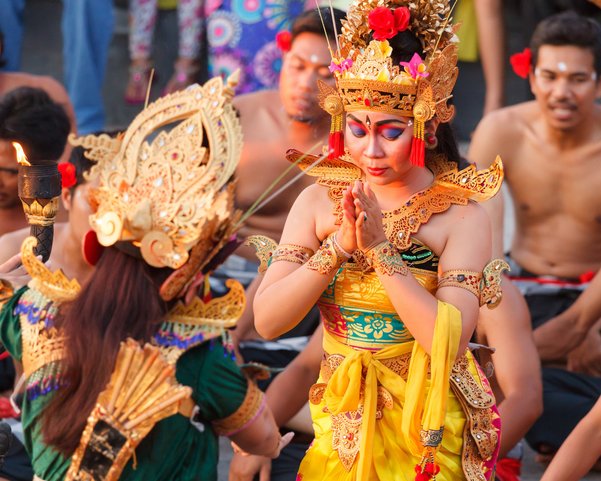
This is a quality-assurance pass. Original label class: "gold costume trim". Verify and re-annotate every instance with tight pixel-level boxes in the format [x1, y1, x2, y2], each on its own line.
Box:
[212, 379, 265, 436]
[21, 236, 81, 304]
[66, 340, 192, 481]
[0, 279, 14, 311]
[306, 233, 347, 275]
[245, 235, 277, 274]
[438, 259, 510, 308]
[364, 241, 409, 277]
[438, 270, 482, 299]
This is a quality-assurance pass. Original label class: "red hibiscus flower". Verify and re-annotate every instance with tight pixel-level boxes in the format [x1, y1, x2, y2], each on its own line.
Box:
[368, 6, 410, 41]
[510, 48, 532, 79]
[58, 161, 77, 189]
[275, 30, 292, 53]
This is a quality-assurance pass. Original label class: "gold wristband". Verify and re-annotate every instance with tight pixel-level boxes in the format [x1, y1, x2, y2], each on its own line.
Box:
[270, 244, 315, 266]
[364, 241, 409, 276]
[306, 233, 347, 275]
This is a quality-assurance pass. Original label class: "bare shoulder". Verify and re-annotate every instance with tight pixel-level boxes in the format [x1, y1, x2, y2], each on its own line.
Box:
[1, 72, 69, 101]
[233, 90, 279, 117]
[469, 101, 537, 168]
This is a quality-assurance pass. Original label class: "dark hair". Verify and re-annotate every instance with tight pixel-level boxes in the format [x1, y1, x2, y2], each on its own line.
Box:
[291, 7, 345, 45]
[68, 146, 94, 189]
[42, 247, 173, 454]
[0, 87, 71, 162]
[530, 11, 601, 77]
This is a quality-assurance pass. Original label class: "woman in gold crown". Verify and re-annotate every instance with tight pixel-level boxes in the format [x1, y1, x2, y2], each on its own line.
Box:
[0, 74, 290, 481]
[253, 1, 503, 480]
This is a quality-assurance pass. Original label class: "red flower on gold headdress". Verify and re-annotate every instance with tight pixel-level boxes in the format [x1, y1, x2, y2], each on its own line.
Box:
[368, 6, 410, 41]
[276, 30, 292, 53]
[58, 162, 77, 189]
[510, 48, 532, 79]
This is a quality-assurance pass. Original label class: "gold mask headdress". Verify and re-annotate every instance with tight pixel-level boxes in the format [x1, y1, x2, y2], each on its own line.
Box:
[323, 0, 458, 167]
[70, 73, 243, 301]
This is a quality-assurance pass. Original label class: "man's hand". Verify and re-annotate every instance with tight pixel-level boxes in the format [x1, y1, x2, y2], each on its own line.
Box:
[228, 453, 272, 481]
[567, 325, 601, 376]
[533, 310, 588, 362]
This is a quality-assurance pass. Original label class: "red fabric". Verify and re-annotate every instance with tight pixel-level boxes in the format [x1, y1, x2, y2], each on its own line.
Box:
[510, 48, 531, 79]
[0, 397, 18, 419]
[495, 457, 522, 481]
[0, 351, 9, 362]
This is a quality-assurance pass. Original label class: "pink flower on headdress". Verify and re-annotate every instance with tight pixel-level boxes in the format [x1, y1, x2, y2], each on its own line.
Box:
[368, 6, 410, 41]
[329, 57, 353, 74]
[400, 53, 429, 80]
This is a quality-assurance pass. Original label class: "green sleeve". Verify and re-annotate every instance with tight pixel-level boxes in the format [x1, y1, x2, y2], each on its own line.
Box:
[0, 286, 27, 361]
[176, 340, 249, 422]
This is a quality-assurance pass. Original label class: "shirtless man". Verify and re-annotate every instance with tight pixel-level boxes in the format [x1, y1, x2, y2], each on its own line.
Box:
[0, 87, 71, 236]
[469, 11, 601, 458]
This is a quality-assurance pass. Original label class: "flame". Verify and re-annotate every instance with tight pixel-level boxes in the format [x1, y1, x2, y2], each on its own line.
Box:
[12, 142, 30, 166]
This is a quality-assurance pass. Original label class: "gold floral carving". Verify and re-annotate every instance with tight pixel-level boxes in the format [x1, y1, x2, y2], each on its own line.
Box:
[245, 235, 277, 274]
[71, 73, 243, 291]
[21, 236, 81, 304]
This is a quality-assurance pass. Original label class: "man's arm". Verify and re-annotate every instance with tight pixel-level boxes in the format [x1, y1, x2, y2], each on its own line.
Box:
[474, 0, 505, 115]
[479, 280, 543, 457]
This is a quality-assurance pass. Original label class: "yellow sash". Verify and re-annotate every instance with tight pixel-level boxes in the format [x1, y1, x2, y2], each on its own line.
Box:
[322, 301, 462, 481]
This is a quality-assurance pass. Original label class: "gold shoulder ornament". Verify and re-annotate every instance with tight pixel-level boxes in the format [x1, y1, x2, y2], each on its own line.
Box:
[154, 279, 245, 365]
[383, 157, 504, 251]
[66, 339, 192, 481]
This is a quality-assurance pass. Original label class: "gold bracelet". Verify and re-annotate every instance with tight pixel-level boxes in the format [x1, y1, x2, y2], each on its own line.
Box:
[270, 244, 315, 266]
[306, 233, 347, 275]
[364, 241, 409, 276]
[438, 270, 482, 300]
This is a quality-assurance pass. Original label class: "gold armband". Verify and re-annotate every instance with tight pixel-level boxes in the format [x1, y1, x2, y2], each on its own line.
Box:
[212, 380, 265, 436]
[438, 270, 482, 299]
[306, 233, 348, 275]
[0, 279, 14, 311]
[364, 241, 409, 276]
[270, 244, 315, 266]
[438, 259, 510, 308]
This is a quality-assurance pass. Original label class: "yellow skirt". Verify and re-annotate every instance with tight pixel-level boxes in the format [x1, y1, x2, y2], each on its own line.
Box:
[297, 332, 500, 481]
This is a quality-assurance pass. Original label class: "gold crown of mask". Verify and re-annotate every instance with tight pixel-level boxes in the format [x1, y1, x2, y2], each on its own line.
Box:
[322, 0, 459, 166]
[71, 73, 243, 301]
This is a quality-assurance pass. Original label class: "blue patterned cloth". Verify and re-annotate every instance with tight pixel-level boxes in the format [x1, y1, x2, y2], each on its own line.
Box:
[207, 0, 307, 93]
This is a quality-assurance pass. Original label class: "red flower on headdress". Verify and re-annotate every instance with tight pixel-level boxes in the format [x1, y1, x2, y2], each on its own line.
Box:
[276, 30, 292, 53]
[510, 48, 532, 79]
[368, 6, 410, 41]
[58, 162, 77, 189]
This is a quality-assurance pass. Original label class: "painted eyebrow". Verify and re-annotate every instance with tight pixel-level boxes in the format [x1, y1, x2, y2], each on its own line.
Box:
[347, 114, 406, 126]
[537, 68, 592, 76]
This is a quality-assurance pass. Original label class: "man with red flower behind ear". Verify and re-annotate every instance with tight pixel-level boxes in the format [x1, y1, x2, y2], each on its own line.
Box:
[469, 10, 601, 464]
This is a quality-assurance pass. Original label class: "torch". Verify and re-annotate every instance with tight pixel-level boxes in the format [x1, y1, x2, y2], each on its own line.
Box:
[12, 142, 61, 262]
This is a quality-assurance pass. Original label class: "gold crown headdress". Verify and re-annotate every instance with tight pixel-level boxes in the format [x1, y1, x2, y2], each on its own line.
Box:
[70, 73, 243, 301]
[321, 0, 458, 167]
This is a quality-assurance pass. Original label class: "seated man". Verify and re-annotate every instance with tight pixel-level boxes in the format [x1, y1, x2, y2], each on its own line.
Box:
[469, 11, 601, 459]
[0, 87, 70, 236]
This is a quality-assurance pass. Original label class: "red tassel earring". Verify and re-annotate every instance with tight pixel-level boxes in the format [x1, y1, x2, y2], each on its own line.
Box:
[410, 118, 426, 167]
